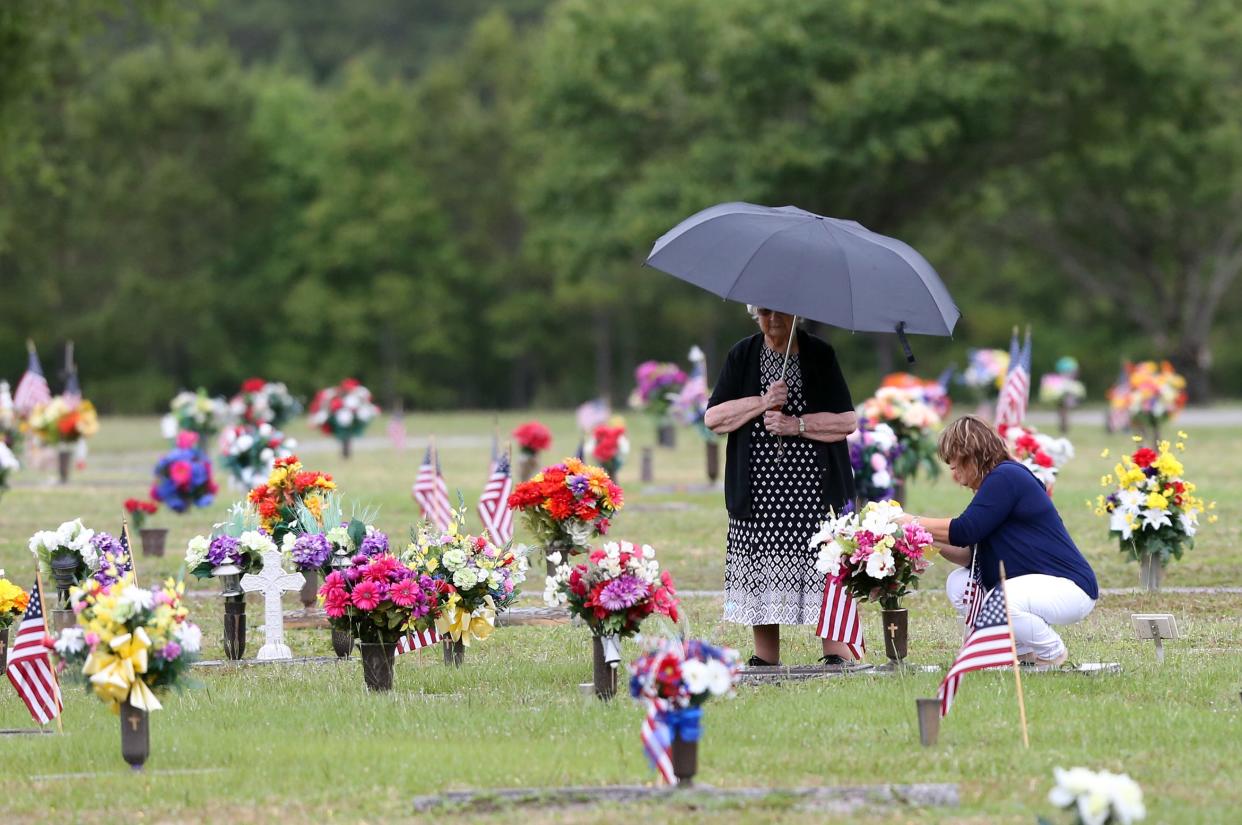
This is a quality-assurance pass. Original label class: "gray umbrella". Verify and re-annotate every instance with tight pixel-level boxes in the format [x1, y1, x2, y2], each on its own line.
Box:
[645, 202, 960, 360]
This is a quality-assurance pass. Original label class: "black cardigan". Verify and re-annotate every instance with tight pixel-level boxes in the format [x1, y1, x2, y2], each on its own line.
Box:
[706, 330, 856, 519]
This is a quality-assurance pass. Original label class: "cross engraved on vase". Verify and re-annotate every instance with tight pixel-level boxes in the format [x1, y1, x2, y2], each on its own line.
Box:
[128, 712, 141, 732]
[241, 548, 305, 661]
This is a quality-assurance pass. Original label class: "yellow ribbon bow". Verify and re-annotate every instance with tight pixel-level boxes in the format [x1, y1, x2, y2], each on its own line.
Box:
[82, 628, 163, 713]
[435, 594, 496, 647]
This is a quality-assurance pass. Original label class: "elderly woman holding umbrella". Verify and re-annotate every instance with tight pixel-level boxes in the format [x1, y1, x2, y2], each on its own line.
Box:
[704, 307, 858, 666]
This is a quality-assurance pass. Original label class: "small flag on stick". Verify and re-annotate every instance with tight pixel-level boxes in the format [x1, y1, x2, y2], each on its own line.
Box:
[5, 574, 63, 727]
[412, 441, 453, 532]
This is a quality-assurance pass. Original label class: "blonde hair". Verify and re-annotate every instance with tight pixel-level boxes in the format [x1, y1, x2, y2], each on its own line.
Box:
[937, 415, 1011, 487]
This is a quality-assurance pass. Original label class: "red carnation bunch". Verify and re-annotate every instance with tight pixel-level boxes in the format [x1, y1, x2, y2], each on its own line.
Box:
[512, 420, 552, 457]
[123, 498, 160, 530]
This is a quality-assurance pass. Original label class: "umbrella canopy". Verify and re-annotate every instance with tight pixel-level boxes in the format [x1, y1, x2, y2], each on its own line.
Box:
[645, 202, 961, 341]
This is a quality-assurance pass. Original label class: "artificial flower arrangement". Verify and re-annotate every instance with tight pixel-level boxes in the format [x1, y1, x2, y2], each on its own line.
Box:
[669, 347, 717, 439]
[55, 574, 202, 713]
[811, 500, 935, 610]
[219, 422, 297, 488]
[1044, 766, 1146, 825]
[29, 519, 99, 601]
[997, 423, 1074, 491]
[0, 440, 18, 498]
[584, 420, 630, 479]
[307, 378, 379, 441]
[1039, 356, 1087, 407]
[163, 388, 230, 442]
[184, 507, 277, 580]
[87, 532, 134, 589]
[0, 571, 30, 632]
[847, 421, 900, 503]
[229, 377, 301, 428]
[27, 396, 100, 445]
[857, 386, 942, 483]
[402, 509, 528, 647]
[961, 348, 1010, 401]
[317, 553, 439, 646]
[151, 432, 218, 514]
[123, 499, 160, 531]
[1095, 436, 1214, 566]
[543, 540, 680, 638]
[512, 420, 552, 458]
[507, 457, 624, 553]
[1123, 361, 1187, 434]
[628, 360, 688, 420]
[880, 372, 952, 419]
[282, 493, 385, 576]
[246, 454, 336, 544]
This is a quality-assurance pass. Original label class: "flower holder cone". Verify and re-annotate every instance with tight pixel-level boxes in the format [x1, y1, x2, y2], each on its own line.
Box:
[881, 607, 909, 664]
[657, 422, 676, 449]
[671, 737, 698, 786]
[120, 705, 150, 772]
[341, 437, 352, 459]
[1057, 400, 1071, 434]
[50, 609, 75, 633]
[705, 441, 720, 483]
[331, 628, 353, 658]
[592, 635, 617, 701]
[1139, 554, 1164, 592]
[299, 570, 319, 609]
[641, 447, 654, 483]
[57, 449, 72, 484]
[442, 637, 465, 668]
[360, 641, 396, 691]
[139, 528, 168, 558]
[222, 595, 246, 660]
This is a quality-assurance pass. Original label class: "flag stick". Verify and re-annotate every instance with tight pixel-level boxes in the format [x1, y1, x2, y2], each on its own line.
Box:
[33, 567, 65, 735]
[998, 561, 1029, 748]
[121, 517, 138, 586]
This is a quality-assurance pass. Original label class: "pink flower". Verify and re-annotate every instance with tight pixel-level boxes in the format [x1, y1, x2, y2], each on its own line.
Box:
[175, 431, 199, 449]
[388, 578, 424, 608]
[85, 632, 100, 647]
[870, 453, 887, 471]
[351, 580, 382, 611]
[503, 578, 515, 593]
[169, 460, 192, 488]
[323, 588, 350, 618]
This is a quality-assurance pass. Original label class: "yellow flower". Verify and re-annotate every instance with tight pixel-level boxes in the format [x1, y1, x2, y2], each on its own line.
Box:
[1145, 492, 1168, 510]
[1208, 514, 1218, 524]
[1152, 452, 1184, 478]
[306, 494, 324, 523]
[1100, 474, 1114, 487]
[1175, 442, 1185, 451]
[1177, 430, 1188, 440]
[1132, 435, 1144, 443]
[1100, 448, 1110, 458]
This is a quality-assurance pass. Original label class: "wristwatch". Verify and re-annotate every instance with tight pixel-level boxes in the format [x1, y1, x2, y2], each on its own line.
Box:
[797, 416, 806, 434]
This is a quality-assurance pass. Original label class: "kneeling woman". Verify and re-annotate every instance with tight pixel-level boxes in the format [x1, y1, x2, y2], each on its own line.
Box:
[901, 416, 1098, 666]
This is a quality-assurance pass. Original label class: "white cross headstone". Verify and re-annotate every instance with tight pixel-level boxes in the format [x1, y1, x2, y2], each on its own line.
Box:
[240, 548, 305, 661]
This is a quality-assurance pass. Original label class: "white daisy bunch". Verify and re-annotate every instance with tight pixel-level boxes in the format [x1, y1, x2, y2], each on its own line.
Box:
[1048, 766, 1145, 825]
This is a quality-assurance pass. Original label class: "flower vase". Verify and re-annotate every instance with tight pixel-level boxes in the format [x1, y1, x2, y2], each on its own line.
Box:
[49, 554, 79, 608]
[640, 446, 654, 483]
[657, 421, 676, 449]
[517, 452, 538, 483]
[341, 437, 352, 459]
[139, 528, 168, 558]
[1139, 553, 1164, 592]
[0, 626, 8, 672]
[442, 637, 465, 668]
[56, 447, 72, 484]
[705, 441, 720, 483]
[592, 634, 618, 701]
[120, 705, 150, 771]
[1057, 400, 1071, 435]
[359, 640, 396, 691]
[299, 570, 319, 609]
[50, 609, 75, 633]
[668, 707, 702, 786]
[331, 628, 353, 658]
[223, 595, 247, 660]
[881, 607, 908, 664]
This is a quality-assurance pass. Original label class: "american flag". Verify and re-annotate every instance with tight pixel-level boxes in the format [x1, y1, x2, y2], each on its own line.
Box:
[117, 522, 136, 579]
[640, 697, 676, 784]
[5, 579, 63, 725]
[387, 409, 407, 451]
[477, 452, 514, 546]
[13, 342, 51, 415]
[412, 445, 453, 531]
[994, 327, 1031, 428]
[937, 585, 1017, 717]
[815, 580, 865, 661]
[395, 626, 440, 655]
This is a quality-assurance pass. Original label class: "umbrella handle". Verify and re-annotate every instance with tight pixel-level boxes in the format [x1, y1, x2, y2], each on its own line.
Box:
[896, 322, 916, 364]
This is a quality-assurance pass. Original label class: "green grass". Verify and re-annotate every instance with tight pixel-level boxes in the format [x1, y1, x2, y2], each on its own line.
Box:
[1, 414, 1240, 823]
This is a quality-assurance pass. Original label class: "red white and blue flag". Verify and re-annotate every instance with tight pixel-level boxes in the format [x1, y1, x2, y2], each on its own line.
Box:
[816, 580, 865, 661]
[412, 445, 453, 532]
[477, 452, 514, 547]
[640, 697, 676, 784]
[5, 579, 62, 725]
[994, 327, 1031, 428]
[938, 585, 1017, 717]
[395, 626, 441, 656]
[14, 342, 51, 415]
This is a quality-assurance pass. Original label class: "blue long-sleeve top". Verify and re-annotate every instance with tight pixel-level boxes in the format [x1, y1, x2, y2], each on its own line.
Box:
[948, 461, 1099, 599]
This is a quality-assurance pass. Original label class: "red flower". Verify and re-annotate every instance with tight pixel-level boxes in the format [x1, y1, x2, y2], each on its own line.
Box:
[1133, 447, 1158, 468]
[341, 378, 361, 390]
[573, 500, 599, 521]
[274, 456, 300, 469]
[1034, 452, 1054, 468]
[546, 497, 572, 520]
[350, 580, 382, 611]
[568, 567, 588, 597]
[241, 378, 266, 393]
[512, 421, 552, 452]
[58, 413, 80, 437]
[124, 498, 141, 512]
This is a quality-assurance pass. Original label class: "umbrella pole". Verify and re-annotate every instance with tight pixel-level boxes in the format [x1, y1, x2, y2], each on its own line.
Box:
[775, 316, 798, 461]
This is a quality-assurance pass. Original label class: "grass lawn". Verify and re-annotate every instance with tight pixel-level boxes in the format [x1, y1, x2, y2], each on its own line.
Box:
[1, 413, 1239, 823]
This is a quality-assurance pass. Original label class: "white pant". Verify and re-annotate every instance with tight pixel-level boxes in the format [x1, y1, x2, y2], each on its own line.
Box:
[946, 567, 1096, 660]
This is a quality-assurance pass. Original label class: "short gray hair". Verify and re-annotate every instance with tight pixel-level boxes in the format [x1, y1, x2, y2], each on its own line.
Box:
[746, 305, 805, 325]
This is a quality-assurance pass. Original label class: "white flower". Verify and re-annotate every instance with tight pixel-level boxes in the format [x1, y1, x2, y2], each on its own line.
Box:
[870, 423, 898, 452]
[160, 414, 178, 439]
[452, 567, 479, 589]
[1110, 510, 1135, 541]
[1117, 489, 1146, 514]
[546, 551, 562, 566]
[703, 659, 735, 696]
[116, 584, 154, 617]
[442, 548, 467, 570]
[1049, 767, 1145, 825]
[239, 530, 276, 555]
[1178, 510, 1199, 537]
[1139, 508, 1172, 531]
[326, 526, 353, 551]
[641, 545, 656, 560]
[175, 622, 203, 654]
[814, 540, 846, 574]
[54, 627, 85, 655]
[681, 659, 710, 694]
[185, 535, 210, 567]
[236, 433, 254, 452]
[865, 548, 896, 579]
[335, 410, 354, 427]
[0, 443, 18, 471]
[79, 542, 99, 572]
[871, 470, 892, 489]
[565, 519, 594, 548]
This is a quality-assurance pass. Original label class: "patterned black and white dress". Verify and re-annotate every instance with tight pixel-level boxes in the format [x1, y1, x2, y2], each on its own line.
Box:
[723, 346, 828, 626]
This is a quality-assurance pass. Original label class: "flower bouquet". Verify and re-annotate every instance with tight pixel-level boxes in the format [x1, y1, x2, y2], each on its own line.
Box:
[124, 499, 165, 558]
[308, 378, 379, 457]
[1095, 436, 1214, 590]
[881, 372, 952, 419]
[246, 455, 336, 545]
[28, 396, 99, 482]
[55, 575, 201, 769]
[1044, 766, 1146, 825]
[507, 457, 624, 574]
[0, 571, 30, 670]
[87, 532, 135, 589]
[28, 519, 99, 612]
[0, 441, 18, 499]
[229, 378, 301, 428]
[280, 492, 383, 617]
[1039, 357, 1087, 408]
[584, 420, 630, 479]
[545, 540, 679, 699]
[629, 638, 740, 785]
[512, 419, 552, 480]
[151, 433, 217, 514]
[847, 421, 900, 504]
[629, 360, 688, 447]
[403, 511, 527, 663]
[318, 553, 438, 690]
[163, 389, 230, 442]
[858, 386, 942, 492]
[1124, 361, 1187, 442]
[219, 423, 297, 488]
[811, 500, 936, 662]
[997, 422, 1074, 492]
[961, 348, 1009, 407]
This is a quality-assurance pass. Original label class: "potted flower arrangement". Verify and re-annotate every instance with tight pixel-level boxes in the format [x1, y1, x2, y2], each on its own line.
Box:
[185, 507, 276, 659]
[629, 638, 740, 785]
[123, 499, 164, 557]
[629, 360, 688, 448]
[28, 519, 99, 627]
[544, 540, 680, 700]
[0, 440, 18, 500]
[219, 422, 297, 489]
[1095, 435, 1214, 591]
[811, 501, 936, 663]
[163, 388, 230, 445]
[55, 575, 201, 771]
[670, 346, 721, 482]
[857, 386, 942, 504]
[151, 432, 218, 514]
[1044, 766, 1146, 825]
[512, 420, 552, 481]
[960, 348, 1009, 419]
[246, 454, 336, 546]
[0, 571, 30, 671]
[307, 378, 380, 458]
[27, 396, 99, 483]
[880, 372, 952, 419]
[1122, 361, 1187, 445]
[318, 554, 438, 691]
[1038, 357, 1087, 434]
[507, 457, 624, 576]
[87, 531, 135, 589]
[229, 377, 301, 428]
[584, 420, 630, 480]
[847, 421, 900, 505]
[997, 423, 1074, 494]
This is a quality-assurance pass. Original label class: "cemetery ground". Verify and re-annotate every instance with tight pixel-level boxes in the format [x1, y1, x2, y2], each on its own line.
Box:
[1, 414, 1239, 823]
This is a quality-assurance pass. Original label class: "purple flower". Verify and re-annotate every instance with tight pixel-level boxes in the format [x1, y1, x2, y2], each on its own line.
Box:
[359, 530, 388, 557]
[92, 532, 125, 559]
[161, 642, 183, 661]
[291, 534, 331, 570]
[567, 474, 591, 497]
[597, 575, 648, 611]
[207, 535, 241, 567]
